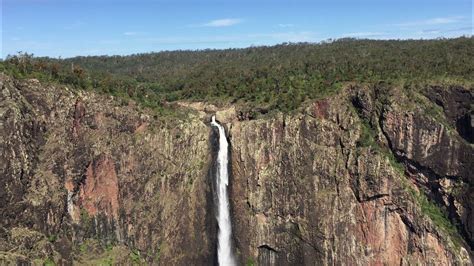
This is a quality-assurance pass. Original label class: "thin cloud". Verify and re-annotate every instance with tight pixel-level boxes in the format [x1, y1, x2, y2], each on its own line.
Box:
[123, 31, 146, 36]
[251, 31, 318, 42]
[195, 18, 243, 27]
[342, 32, 386, 37]
[421, 29, 440, 34]
[136, 35, 243, 45]
[135, 31, 318, 46]
[394, 16, 465, 27]
[443, 26, 473, 33]
[278, 24, 295, 28]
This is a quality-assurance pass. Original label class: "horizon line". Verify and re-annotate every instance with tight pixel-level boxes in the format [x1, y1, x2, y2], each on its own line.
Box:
[1, 35, 472, 60]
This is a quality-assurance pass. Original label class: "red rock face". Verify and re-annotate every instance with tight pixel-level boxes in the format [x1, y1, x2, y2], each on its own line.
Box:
[312, 100, 329, 119]
[355, 199, 409, 265]
[78, 155, 119, 219]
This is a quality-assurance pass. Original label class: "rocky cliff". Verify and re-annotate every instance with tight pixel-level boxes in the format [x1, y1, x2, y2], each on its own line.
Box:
[0, 74, 215, 265]
[0, 74, 472, 265]
[227, 84, 473, 265]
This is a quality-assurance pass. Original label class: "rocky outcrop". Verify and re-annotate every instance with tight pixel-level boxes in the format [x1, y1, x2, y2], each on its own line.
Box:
[0, 74, 472, 265]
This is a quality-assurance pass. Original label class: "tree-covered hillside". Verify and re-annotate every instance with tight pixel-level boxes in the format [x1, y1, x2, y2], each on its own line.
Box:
[1, 37, 473, 113]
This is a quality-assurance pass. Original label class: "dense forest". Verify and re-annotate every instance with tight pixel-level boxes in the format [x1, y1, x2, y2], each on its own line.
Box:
[1, 37, 473, 113]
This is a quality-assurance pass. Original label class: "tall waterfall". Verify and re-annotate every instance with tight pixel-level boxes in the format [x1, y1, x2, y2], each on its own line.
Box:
[211, 116, 235, 266]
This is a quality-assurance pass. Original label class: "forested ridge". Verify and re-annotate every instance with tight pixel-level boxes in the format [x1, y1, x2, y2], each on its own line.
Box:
[1, 37, 473, 113]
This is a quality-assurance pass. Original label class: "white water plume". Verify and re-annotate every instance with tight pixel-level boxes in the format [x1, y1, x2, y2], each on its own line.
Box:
[211, 115, 235, 266]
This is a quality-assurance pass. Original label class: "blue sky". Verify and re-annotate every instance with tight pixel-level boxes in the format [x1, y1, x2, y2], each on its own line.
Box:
[1, 0, 472, 58]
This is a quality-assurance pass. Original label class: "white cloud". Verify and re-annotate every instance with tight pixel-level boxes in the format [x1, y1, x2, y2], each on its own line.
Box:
[278, 24, 294, 28]
[394, 16, 465, 27]
[251, 31, 318, 42]
[123, 31, 146, 36]
[443, 26, 473, 33]
[136, 35, 243, 45]
[420, 29, 440, 34]
[198, 18, 243, 27]
[135, 31, 318, 46]
[342, 32, 386, 37]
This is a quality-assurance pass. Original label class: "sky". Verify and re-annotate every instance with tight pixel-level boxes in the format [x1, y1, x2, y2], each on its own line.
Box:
[1, 0, 473, 58]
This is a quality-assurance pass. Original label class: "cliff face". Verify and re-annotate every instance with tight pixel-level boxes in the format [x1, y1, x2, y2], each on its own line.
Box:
[0, 74, 215, 265]
[227, 85, 473, 265]
[0, 74, 472, 265]
[381, 87, 473, 248]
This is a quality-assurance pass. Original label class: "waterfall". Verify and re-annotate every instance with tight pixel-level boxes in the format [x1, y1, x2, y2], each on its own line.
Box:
[211, 116, 235, 266]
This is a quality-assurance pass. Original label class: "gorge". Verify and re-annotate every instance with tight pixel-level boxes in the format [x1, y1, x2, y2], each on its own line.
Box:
[0, 73, 472, 265]
[0, 38, 473, 265]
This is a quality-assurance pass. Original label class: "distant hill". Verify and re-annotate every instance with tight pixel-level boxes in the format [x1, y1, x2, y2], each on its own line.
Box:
[1, 37, 473, 113]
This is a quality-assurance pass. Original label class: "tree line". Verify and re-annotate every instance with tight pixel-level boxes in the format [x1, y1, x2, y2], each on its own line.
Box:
[1, 37, 472, 113]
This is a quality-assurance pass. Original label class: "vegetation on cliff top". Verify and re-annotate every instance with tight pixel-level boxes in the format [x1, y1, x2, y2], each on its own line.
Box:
[1, 37, 473, 113]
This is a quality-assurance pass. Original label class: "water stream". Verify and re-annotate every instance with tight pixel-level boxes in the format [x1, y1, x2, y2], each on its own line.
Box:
[211, 115, 235, 266]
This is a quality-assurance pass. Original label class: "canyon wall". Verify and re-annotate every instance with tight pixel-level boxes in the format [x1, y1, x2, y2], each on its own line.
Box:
[0, 74, 472, 265]
[0, 74, 215, 265]
[226, 85, 473, 265]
